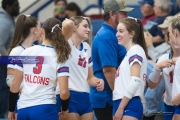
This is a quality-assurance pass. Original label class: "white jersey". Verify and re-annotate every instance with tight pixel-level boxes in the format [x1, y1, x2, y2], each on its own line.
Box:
[157, 53, 174, 105]
[15, 45, 69, 109]
[172, 56, 180, 98]
[56, 40, 92, 94]
[113, 45, 147, 100]
[8, 45, 25, 69]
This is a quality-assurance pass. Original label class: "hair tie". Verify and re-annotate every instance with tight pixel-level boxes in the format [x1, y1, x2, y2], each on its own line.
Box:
[22, 13, 30, 17]
[51, 24, 62, 33]
[81, 16, 87, 19]
[128, 17, 138, 22]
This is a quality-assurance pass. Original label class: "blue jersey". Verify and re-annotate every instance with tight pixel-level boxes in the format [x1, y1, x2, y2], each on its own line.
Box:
[90, 23, 126, 108]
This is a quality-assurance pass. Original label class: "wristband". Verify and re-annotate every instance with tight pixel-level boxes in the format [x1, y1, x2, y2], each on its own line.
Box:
[9, 91, 19, 112]
[60, 97, 70, 111]
[149, 67, 161, 83]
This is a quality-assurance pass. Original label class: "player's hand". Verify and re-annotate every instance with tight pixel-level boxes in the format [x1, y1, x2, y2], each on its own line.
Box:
[96, 79, 104, 91]
[155, 59, 174, 70]
[62, 18, 75, 40]
[113, 108, 124, 120]
[59, 110, 68, 120]
[62, 18, 74, 29]
[171, 94, 180, 106]
[8, 111, 15, 120]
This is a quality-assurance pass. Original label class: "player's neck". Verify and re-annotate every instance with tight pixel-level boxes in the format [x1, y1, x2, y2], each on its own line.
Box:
[173, 49, 180, 58]
[124, 41, 134, 51]
[21, 37, 35, 48]
[42, 39, 52, 46]
[70, 35, 82, 49]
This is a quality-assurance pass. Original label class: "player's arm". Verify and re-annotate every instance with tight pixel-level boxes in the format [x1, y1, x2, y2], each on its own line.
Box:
[148, 59, 173, 89]
[118, 62, 141, 111]
[58, 76, 69, 120]
[58, 76, 70, 100]
[87, 66, 104, 91]
[62, 19, 74, 41]
[7, 68, 15, 87]
[10, 69, 23, 93]
[58, 76, 70, 108]
[8, 69, 23, 114]
[57, 64, 70, 115]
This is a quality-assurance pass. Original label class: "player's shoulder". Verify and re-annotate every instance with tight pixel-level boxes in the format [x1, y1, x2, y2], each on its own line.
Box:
[9, 45, 25, 56]
[20, 45, 40, 55]
[82, 41, 91, 48]
[156, 53, 170, 64]
[129, 45, 145, 56]
[158, 53, 170, 61]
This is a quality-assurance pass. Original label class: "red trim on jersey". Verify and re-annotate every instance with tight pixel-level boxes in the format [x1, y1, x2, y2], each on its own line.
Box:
[57, 67, 69, 73]
[129, 54, 143, 64]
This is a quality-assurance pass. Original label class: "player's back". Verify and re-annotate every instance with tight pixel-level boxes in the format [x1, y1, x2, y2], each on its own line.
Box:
[17, 45, 59, 109]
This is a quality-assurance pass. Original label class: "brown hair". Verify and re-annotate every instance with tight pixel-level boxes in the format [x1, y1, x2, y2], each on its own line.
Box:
[8, 14, 38, 54]
[120, 18, 148, 57]
[42, 18, 71, 63]
[69, 16, 91, 45]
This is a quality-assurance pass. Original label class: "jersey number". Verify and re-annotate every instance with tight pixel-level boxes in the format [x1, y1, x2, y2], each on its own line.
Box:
[78, 57, 86, 68]
[33, 56, 44, 74]
[169, 71, 173, 83]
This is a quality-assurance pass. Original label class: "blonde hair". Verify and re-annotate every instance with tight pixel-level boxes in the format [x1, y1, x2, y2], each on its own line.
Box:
[170, 17, 180, 32]
[69, 16, 92, 45]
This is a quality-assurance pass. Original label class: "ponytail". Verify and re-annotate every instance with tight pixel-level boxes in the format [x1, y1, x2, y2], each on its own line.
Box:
[136, 19, 148, 58]
[42, 18, 71, 63]
[8, 14, 38, 54]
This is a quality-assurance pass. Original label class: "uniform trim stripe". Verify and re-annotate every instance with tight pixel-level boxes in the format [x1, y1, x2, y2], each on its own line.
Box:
[129, 54, 143, 64]
[58, 67, 69, 73]
[16, 63, 23, 68]
[88, 57, 92, 64]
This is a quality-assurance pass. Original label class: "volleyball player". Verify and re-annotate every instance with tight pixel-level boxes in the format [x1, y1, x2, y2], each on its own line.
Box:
[168, 17, 180, 120]
[147, 16, 180, 120]
[8, 18, 74, 120]
[7, 14, 41, 89]
[113, 17, 148, 120]
[56, 16, 104, 120]
[6, 14, 41, 119]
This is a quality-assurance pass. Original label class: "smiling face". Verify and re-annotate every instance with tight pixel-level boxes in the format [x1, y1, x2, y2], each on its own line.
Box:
[116, 22, 132, 47]
[75, 19, 90, 41]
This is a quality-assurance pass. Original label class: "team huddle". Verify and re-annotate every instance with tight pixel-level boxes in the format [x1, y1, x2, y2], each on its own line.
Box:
[4, 0, 180, 120]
